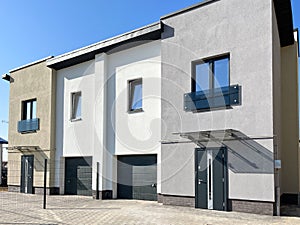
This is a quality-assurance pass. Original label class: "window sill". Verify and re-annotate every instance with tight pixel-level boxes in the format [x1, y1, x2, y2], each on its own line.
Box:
[127, 109, 144, 114]
[20, 130, 38, 134]
[70, 118, 82, 122]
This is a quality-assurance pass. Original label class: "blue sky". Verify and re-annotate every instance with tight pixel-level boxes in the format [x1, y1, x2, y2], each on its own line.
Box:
[0, 0, 299, 141]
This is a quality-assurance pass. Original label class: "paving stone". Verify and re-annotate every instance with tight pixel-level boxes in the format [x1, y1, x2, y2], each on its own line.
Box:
[0, 192, 299, 225]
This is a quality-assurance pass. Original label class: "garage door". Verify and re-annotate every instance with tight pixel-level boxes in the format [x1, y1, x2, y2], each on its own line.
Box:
[65, 157, 92, 196]
[117, 155, 157, 201]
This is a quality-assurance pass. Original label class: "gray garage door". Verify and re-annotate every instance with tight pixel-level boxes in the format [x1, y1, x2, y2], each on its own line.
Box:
[117, 155, 157, 201]
[65, 157, 92, 196]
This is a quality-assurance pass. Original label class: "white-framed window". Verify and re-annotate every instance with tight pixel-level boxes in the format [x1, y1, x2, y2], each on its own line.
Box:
[71, 92, 82, 121]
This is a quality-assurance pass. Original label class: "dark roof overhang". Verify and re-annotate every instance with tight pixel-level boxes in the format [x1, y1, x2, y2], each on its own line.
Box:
[47, 23, 162, 70]
[274, 0, 295, 47]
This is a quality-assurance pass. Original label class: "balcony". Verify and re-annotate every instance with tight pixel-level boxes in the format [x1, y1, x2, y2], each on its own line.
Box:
[18, 118, 40, 133]
[184, 85, 241, 112]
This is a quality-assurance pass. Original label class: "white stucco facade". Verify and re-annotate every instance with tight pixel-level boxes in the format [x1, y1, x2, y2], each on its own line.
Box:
[112, 41, 161, 156]
[55, 41, 161, 194]
[56, 60, 95, 158]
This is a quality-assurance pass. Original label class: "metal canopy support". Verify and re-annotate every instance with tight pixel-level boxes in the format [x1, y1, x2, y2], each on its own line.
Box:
[7, 146, 40, 151]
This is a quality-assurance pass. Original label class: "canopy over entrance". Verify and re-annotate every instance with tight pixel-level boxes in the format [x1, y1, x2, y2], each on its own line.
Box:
[162, 129, 274, 146]
[0, 137, 8, 144]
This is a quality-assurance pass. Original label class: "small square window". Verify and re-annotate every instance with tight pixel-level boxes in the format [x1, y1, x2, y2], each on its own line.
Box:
[128, 79, 143, 112]
[71, 92, 82, 120]
[22, 99, 37, 120]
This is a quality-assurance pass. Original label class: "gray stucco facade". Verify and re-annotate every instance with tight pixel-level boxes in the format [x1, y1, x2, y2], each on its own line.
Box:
[160, 0, 298, 215]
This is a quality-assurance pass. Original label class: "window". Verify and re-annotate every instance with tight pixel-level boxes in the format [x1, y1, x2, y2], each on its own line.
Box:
[185, 55, 240, 112]
[128, 79, 143, 112]
[192, 55, 229, 92]
[22, 99, 37, 120]
[71, 92, 82, 120]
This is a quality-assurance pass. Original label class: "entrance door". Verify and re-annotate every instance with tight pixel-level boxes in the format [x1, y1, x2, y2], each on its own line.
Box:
[20, 155, 34, 194]
[195, 148, 227, 210]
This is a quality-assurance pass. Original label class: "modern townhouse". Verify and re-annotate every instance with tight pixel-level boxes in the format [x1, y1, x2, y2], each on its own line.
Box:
[47, 26, 161, 198]
[3, 0, 299, 216]
[3, 57, 57, 194]
[159, 0, 299, 215]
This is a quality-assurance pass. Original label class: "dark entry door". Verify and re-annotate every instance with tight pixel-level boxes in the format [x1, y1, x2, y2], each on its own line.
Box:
[117, 155, 157, 201]
[195, 149, 208, 208]
[195, 148, 227, 211]
[20, 155, 34, 194]
[65, 157, 92, 196]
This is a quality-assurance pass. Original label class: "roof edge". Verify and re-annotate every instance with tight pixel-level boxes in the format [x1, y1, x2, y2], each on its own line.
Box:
[9, 56, 53, 73]
[47, 22, 161, 68]
[161, 0, 220, 20]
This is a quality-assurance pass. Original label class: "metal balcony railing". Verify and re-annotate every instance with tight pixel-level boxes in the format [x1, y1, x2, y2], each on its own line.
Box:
[184, 85, 241, 112]
[18, 118, 40, 133]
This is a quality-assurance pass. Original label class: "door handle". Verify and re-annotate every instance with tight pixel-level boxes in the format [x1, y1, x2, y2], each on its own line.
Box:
[198, 179, 206, 184]
[151, 183, 157, 188]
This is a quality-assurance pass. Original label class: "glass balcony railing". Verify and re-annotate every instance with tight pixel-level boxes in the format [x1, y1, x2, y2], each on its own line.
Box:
[18, 118, 40, 133]
[184, 85, 241, 112]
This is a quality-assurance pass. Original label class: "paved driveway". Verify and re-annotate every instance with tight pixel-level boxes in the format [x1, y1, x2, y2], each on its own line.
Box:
[0, 192, 300, 225]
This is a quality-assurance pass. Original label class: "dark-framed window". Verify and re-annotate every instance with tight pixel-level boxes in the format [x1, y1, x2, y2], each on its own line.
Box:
[192, 55, 230, 92]
[128, 78, 143, 112]
[71, 92, 82, 120]
[22, 99, 37, 120]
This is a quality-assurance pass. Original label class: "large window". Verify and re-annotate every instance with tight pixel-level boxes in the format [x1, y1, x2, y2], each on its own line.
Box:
[128, 78, 143, 112]
[71, 92, 82, 120]
[185, 54, 241, 112]
[22, 99, 36, 120]
[192, 55, 229, 92]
